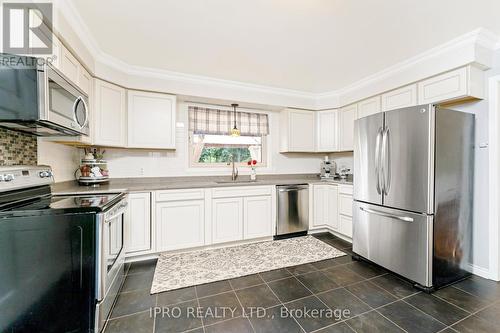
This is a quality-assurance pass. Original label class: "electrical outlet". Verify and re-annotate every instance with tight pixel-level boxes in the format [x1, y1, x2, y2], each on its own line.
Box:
[140, 167, 144, 176]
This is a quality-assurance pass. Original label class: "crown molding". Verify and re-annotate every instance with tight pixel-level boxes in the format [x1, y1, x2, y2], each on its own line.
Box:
[56, 0, 317, 109]
[56, 1, 500, 110]
[316, 27, 499, 108]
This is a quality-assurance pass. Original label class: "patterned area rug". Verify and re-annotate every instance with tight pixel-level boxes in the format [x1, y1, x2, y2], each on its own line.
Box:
[151, 236, 345, 294]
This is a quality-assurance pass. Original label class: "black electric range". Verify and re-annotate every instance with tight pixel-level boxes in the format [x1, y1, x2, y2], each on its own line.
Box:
[0, 166, 127, 333]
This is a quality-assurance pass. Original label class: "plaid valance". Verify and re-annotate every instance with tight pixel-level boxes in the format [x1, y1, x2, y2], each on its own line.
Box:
[188, 106, 269, 137]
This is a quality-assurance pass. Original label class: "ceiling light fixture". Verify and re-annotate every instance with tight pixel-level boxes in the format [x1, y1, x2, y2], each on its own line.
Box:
[231, 103, 240, 137]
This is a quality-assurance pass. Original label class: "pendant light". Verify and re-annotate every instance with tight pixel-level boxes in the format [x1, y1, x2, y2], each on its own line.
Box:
[231, 103, 240, 137]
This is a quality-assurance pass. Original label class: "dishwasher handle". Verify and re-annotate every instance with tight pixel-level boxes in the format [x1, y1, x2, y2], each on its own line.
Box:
[277, 185, 309, 192]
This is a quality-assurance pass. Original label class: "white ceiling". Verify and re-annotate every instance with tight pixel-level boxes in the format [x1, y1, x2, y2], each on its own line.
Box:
[71, 0, 500, 93]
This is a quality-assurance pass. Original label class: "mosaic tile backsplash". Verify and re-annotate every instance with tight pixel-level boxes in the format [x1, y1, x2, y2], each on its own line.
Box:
[0, 127, 37, 166]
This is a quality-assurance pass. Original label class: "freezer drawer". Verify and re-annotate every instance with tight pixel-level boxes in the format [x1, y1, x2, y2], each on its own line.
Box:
[353, 201, 433, 287]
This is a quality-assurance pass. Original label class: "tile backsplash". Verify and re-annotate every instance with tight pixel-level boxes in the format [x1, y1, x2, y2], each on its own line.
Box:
[0, 127, 37, 166]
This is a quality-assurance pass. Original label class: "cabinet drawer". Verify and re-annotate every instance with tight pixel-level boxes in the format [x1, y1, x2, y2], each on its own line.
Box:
[212, 186, 272, 198]
[339, 194, 353, 217]
[339, 185, 353, 195]
[156, 188, 205, 202]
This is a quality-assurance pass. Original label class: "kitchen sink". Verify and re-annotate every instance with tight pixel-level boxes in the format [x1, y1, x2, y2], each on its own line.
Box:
[215, 180, 259, 184]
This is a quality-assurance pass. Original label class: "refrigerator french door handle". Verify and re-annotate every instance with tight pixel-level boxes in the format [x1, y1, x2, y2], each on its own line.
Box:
[381, 127, 391, 195]
[359, 206, 414, 222]
[375, 128, 383, 195]
[384, 128, 391, 195]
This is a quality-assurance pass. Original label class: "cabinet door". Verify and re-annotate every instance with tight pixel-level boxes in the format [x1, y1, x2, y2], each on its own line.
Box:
[289, 110, 315, 152]
[77, 67, 92, 96]
[128, 91, 176, 149]
[243, 196, 273, 239]
[316, 110, 338, 152]
[381, 84, 417, 111]
[327, 186, 339, 230]
[125, 193, 151, 254]
[156, 200, 205, 251]
[94, 79, 127, 147]
[212, 197, 243, 244]
[339, 104, 357, 151]
[417, 66, 484, 104]
[313, 185, 326, 227]
[339, 193, 353, 218]
[60, 46, 79, 84]
[339, 215, 353, 238]
[358, 96, 382, 119]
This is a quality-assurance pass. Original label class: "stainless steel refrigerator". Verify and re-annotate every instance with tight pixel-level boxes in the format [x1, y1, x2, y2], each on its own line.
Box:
[353, 104, 474, 291]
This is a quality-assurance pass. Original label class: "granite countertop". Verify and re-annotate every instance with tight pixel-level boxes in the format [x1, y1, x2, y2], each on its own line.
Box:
[51, 174, 353, 195]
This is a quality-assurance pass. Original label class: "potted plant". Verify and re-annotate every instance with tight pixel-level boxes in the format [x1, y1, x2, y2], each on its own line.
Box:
[247, 159, 258, 181]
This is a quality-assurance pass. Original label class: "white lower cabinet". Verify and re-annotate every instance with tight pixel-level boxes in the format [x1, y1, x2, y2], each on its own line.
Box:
[125, 192, 152, 255]
[313, 185, 327, 227]
[338, 185, 354, 238]
[124, 186, 274, 258]
[312, 184, 353, 239]
[156, 200, 205, 251]
[339, 215, 353, 238]
[243, 196, 273, 239]
[312, 184, 338, 230]
[212, 197, 244, 244]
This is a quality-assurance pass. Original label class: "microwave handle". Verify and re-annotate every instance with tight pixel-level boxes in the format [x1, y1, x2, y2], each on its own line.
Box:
[72, 96, 89, 129]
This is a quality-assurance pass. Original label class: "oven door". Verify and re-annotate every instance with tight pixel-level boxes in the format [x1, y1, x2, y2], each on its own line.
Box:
[97, 198, 128, 301]
[40, 65, 90, 136]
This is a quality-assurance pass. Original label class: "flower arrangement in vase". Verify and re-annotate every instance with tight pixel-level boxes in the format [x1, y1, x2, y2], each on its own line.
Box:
[247, 159, 258, 181]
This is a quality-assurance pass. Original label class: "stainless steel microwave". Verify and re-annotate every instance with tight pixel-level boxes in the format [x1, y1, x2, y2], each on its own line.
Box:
[0, 54, 89, 136]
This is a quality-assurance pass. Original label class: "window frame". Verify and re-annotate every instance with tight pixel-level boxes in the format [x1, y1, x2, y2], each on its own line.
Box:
[188, 131, 268, 168]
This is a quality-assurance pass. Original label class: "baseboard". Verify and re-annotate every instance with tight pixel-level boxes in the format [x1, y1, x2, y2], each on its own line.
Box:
[125, 236, 274, 263]
[466, 263, 495, 280]
[308, 227, 353, 243]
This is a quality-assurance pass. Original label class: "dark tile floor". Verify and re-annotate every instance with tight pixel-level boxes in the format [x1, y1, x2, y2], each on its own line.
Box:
[104, 233, 500, 333]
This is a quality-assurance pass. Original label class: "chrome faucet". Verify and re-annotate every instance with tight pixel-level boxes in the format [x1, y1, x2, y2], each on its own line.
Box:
[227, 154, 239, 181]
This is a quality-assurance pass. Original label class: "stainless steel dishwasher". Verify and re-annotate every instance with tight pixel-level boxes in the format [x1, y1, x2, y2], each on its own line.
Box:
[275, 184, 309, 238]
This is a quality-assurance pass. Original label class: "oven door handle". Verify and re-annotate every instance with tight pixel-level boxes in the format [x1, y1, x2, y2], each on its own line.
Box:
[104, 202, 128, 223]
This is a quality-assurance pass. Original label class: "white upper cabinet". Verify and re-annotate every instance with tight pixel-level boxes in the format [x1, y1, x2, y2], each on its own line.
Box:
[339, 104, 357, 151]
[125, 192, 152, 254]
[357, 96, 382, 119]
[316, 110, 338, 152]
[50, 36, 62, 69]
[280, 109, 316, 152]
[418, 66, 484, 104]
[77, 67, 92, 96]
[94, 79, 127, 147]
[381, 84, 417, 111]
[60, 45, 79, 84]
[127, 90, 176, 149]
